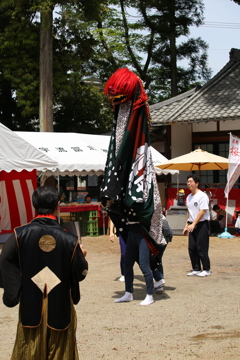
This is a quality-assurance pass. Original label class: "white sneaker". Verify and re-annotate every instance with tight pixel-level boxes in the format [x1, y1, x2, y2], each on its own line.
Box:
[155, 287, 165, 293]
[154, 279, 165, 288]
[187, 271, 201, 276]
[197, 270, 211, 277]
[119, 275, 125, 282]
[139, 294, 154, 306]
[114, 292, 133, 303]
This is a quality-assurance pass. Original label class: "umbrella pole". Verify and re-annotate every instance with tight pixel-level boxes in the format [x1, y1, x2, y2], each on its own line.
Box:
[177, 173, 179, 199]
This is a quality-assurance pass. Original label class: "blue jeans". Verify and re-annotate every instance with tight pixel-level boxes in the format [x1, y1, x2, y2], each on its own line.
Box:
[119, 235, 126, 276]
[124, 224, 154, 295]
[153, 245, 166, 281]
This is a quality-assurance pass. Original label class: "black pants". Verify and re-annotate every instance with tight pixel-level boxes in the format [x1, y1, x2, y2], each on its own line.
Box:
[209, 220, 221, 234]
[188, 220, 210, 271]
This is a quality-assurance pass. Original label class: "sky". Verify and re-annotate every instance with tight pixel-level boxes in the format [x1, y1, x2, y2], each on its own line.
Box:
[189, 0, 240, 76]
[126, 0, 240, 78]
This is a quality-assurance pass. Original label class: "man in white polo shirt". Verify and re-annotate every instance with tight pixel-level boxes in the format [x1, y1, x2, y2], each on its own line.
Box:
[183, 174, 211, 277]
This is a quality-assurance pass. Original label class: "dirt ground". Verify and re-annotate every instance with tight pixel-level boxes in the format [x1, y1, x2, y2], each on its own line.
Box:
[0, 234, 240, 360]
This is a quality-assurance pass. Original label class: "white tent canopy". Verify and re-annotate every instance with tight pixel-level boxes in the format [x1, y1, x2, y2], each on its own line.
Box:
[0, 122, 178, 176]
[14, 130, 178, 176]
[151, 147, 179, 175]
[15, 131, 109, 176]
[0, 123, 58, 172]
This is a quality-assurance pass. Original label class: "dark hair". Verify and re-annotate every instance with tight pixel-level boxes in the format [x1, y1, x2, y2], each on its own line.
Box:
[205, 184, 210, 188]
[212, 204, 220, 211]
[187, 174, 200, 184]
[32, 186, 60, 215]
[85, 194, 92, 200]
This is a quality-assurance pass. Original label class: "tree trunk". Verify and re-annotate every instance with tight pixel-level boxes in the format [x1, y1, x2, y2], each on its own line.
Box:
[39, 9, 53, 132]
[168, 0, 178, 97]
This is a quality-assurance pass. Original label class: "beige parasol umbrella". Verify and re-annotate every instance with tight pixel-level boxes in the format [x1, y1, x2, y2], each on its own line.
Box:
[156, 148, 228, 175]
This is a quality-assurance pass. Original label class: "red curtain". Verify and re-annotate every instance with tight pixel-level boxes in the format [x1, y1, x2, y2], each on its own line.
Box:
[0, 170, 37, 232]
[166, 187, 240, 225]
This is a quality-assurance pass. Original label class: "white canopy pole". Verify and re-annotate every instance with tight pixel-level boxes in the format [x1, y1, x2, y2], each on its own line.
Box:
[57, 170, 60, 224]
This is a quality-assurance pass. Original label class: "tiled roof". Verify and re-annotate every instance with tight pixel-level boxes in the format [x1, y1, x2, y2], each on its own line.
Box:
[150, 88, 196, 125]
[150, 48, 240, 126]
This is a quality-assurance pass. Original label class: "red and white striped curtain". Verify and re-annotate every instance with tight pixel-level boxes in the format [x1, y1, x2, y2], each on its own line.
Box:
[0, 170, 37, 233]
[166, 187, 240, 225]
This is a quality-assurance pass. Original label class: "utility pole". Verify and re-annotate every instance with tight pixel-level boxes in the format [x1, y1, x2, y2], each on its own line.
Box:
[168, 0, 177, 97]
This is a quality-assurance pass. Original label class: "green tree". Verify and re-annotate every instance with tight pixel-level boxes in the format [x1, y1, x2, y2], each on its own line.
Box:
[136, 0, 211, 97]
[0, 2, 40, 129]
[0, 0, 212, 131]
[53, 75, 113, 133]
[52, 3, 113, 132]
[88, 0, 211, 101]
[0, 0, 112, 132]
[32, 0, 106, 131]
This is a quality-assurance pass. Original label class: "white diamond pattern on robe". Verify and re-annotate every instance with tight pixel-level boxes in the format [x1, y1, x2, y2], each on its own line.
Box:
[31, 266, 61, 294]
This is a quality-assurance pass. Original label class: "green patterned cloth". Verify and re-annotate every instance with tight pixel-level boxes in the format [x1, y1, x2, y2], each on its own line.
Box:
[101, 83, 166, 253]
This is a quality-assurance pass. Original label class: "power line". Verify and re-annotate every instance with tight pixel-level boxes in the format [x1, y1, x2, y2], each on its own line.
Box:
[125, 13, 240, 29]
[202, 21, 240, 29]
[205, 21, 240, 25]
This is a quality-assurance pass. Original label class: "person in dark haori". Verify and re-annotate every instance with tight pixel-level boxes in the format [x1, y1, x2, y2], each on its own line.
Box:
[101, 68, 169, 305]
[0, 185, 88, 360]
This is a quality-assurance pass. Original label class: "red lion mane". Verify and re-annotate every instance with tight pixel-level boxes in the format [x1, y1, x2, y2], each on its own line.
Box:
[104, 68, 148, 110]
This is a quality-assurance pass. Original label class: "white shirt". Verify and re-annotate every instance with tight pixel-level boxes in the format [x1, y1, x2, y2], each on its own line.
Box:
[187, 190, 210, 223]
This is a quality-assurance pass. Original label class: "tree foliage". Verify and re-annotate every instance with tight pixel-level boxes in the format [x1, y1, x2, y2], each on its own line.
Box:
[92, 0, 211, 100]
[0, 0, 212, 132]
[0, 0, 113, 132]
[0, 2, 40, 129]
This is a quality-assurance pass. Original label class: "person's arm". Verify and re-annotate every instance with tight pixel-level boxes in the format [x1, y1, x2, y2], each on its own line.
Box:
[70, 241, 88, 304]
[209, 191, 213, 202]
[80, 243, 87, 257]
[218, 209, 226, 228]
[183, 211, 190, 235]
[109, 220, 115, 242]
[217, 209, 225, 221]
[0, 233, 21, 307]
[187, 209, 206, 232]
[72, 242, 88, 282]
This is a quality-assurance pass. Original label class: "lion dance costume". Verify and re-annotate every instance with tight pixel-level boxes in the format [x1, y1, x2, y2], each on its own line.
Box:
[101, 68, 166, 258]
